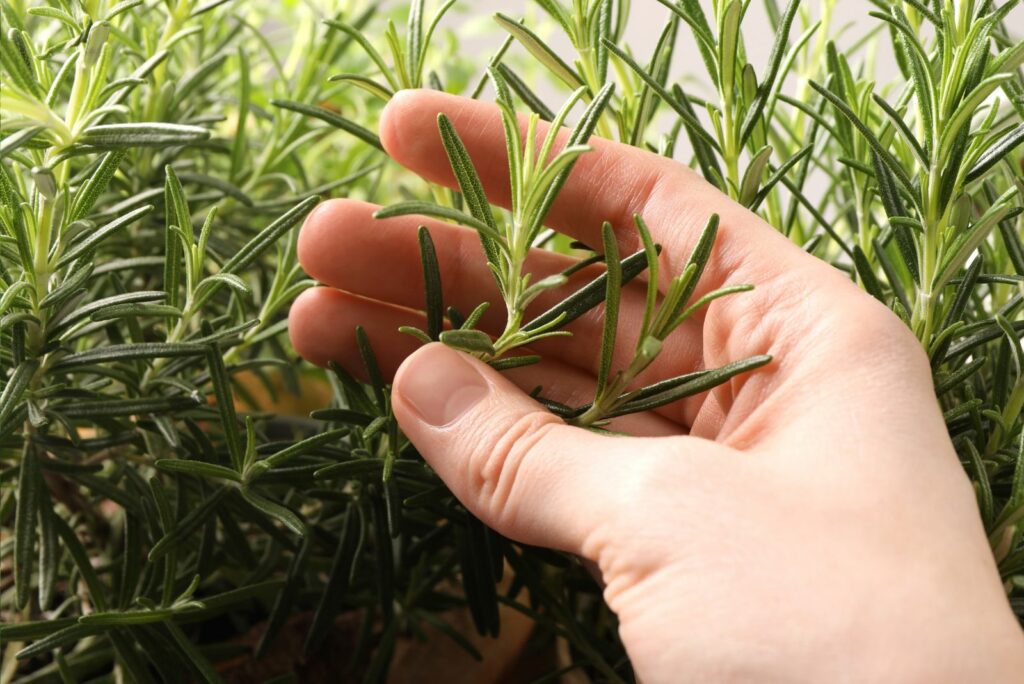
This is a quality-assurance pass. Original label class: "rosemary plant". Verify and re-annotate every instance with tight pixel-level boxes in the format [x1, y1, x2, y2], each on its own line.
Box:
[2, 1, 1023, 683]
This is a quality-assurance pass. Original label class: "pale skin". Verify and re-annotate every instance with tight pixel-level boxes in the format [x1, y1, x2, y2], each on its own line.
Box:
[289, 90, 1024, 682]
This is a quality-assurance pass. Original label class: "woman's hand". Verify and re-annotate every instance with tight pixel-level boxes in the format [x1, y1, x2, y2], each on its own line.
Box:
[289, 90, 1024, 682]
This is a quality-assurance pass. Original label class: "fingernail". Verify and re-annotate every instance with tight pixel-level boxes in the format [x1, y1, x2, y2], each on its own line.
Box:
[398, 344, 488, 427]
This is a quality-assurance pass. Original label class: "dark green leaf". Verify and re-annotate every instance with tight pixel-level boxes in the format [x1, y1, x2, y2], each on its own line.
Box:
[871, 94, 928, 165]
[54, 342, 206, 369]
[528, 81, 615, 237]
[53, 290, 166, 332]
[1, 359, 38, 428]
[240, 488, 304, 536]
[739, 0, 800, 145]
[305, 503, 359, 656]
[58, 204, 154, 268]
[613, 355, 773, 416]
[154, 459, 242, 483]
[37, 482, 58, 609]
[205, 196, 318, 299]
[79, 608, 180, 626]
[206, 339, 243, 470]
[673, 213, 719, 319]
[739, 146, 773, 207]
[524, 247, 653, 332]
[489, 354, 541, 370]
[750, 144, 813, 210]
[356, 326, 387, 410]
[596, 222, 621, 394]
[439, 329, 496, 355]
[374, 201, 504, 244]
[437, 113, 502, 264]
[15, 624, 106, 660]
[57, 395, 201, 418]
[0, 125, 44, 158]
[15, 444, 40, 609]
[810, 81, 916, 198]
[149, 488, 230, 561]
[369, 489, 395, 620]
[654, 0, 718, 86]
[252, 428, 347, 472]
[454, 516, 500, 637]
[52, 515, 108, 609]
[605, 40, 720, 155]
[853, 245, 885, 302]
[967, 122, 1024, 182]
[79, 123, 210, 148]
[164, 622, 224, 684]
[0, 617, 77, 641]
[271, 100, 383, 150]
[256, 536, 310, 657]
[495, 63, 555, 120]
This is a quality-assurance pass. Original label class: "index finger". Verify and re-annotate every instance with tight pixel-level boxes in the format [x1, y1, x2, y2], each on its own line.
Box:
[379, 89, 815, 296]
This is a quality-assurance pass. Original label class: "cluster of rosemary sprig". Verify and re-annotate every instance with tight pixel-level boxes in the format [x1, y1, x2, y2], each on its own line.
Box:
[373, 67, 768, 428]
[0, 0, 432, 680]
[377, 71, 615, 360]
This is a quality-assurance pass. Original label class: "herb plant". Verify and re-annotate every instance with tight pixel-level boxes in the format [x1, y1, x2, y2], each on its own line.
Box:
[2, 1, 1023, 683]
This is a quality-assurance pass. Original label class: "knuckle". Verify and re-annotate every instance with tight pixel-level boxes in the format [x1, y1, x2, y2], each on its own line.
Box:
[470, 411, 563, 527]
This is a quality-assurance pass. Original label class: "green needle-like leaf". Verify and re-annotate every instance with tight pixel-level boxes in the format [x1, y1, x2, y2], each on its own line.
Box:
[612, 355, 773, 416]
[69, 150, 127, 221]
[596, 223, 621, 395]
[524, 247, 654, 332]
[54, 342, 206, 369]
[57, 395, 201, 418]
[154, 459, 242, 483]
[739, 0, 800, 145]
[671, 213, 720, 325]
[328, 73, 394, 100]
[810, 81, 916, 198]
[272, 100, 383, 150]
[240, 488, 305, 536]
[966, 122, 1024, 182]
[605, 40, 720, 154]
[440, 329, 497, 356]
[374, 201, 505, 246]
[494, 12, 583, 89]
[1, 360, 38, 428]
[15, 624, 106, 660]
[739, 146, 773, 207]
[251, 428, 348, 473]
[206, 338, 243, 471]
[58, 204, 154, 268]
[305, 503, 359, 656]
[417, 227, 444, 340]
[437, 113, 502, 263]
[79, 122, 210, 148]
[14, 444, 40, 609]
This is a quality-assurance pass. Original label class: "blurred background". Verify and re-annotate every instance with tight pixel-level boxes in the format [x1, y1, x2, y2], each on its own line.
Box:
[451, 0, 905, 92]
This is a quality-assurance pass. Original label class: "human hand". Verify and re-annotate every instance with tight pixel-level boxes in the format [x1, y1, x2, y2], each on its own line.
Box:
[289, 90, 1024, 682]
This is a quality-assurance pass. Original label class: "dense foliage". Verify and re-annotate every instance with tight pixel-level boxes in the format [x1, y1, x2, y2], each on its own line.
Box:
[1, 0, 1022, 682]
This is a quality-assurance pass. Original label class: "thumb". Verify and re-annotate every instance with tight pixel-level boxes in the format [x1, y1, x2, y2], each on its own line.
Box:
[392, 343, 626, 554]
